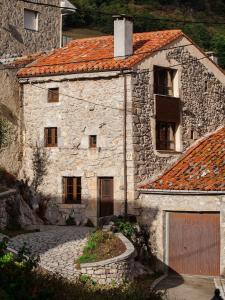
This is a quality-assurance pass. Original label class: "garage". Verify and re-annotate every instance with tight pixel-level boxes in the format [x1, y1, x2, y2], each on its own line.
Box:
[168, 212, 220, 276]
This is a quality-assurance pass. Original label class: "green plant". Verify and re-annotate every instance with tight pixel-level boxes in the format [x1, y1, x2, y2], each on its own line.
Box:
[31, 143, 49, 191]
[66, 216, 76, 225]
[114, 219, 136, 239]
[79, 274, 90, 283]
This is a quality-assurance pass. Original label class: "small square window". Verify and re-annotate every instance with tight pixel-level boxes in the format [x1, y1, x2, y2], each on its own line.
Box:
[24, 9, 38, 31]
[89, 135, 97, 148]
[44, 127, 57, 147]
[48, 88, 59, 103]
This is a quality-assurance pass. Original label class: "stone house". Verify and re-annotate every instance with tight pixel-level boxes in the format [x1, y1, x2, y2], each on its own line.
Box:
[0, 0, 75, 175]
[17, 16, 225, 227]
[138, 127, 225, 276]
[0, 0, 76, 59]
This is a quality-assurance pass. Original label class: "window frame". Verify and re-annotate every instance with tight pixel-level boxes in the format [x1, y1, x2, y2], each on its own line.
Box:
[24, 9, 39, 31]
[63, 177, 82, 204]
[44, 127, 58, 147]
[48, 88, 59, 103]
[156, 120, 176, 151]
[154, 66, 176, 97]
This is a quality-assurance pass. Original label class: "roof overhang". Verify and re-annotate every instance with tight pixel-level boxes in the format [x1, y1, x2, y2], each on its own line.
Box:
[139, 188, 225, 195]
[60, 0, 76, 15]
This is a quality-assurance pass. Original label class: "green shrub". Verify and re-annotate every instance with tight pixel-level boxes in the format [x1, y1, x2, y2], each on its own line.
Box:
[114, 219, 136, 239]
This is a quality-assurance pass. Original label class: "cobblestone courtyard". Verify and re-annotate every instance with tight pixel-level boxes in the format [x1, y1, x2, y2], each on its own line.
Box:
[0, 226, 93, 280]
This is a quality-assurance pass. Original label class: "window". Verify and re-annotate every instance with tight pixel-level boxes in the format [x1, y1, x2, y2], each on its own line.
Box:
[89, 135, 97, 148]
[44, 127, 57, 147]
[156, 121, 176, 151]
[154, 66, 176, 96]
[63, 177, 81, 204]
[48, 88, 59, 103]
[24, 9, 38, 31]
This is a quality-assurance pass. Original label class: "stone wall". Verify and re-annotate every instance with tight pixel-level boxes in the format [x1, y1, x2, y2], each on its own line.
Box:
[0, 189, 43, 229]
[79, 233, 136, 284]
[21, 72, 136, 225]
[0, 67, 22, 175]
[138, 192, 225, 275]
[132, 44, 225, 185]
[0, 0, 61, 58]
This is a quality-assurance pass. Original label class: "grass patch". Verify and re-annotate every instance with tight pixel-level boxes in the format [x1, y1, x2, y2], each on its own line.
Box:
[76, 230, 126, 264]
[0, 228, 40, 238]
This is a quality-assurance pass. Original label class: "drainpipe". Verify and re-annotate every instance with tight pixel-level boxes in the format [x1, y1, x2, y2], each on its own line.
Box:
[18, 84, 24, 175]
[123, 72, 128, 218]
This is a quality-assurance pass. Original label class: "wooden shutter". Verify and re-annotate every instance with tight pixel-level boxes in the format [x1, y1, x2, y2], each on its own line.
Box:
[44, 128, 48, 147]
[156, 95, 180, 123]
[72, 177, 77, 203]
[48, 88, 59, 103]
[63, 177, 68, 203]
[53, 128, 57, 146]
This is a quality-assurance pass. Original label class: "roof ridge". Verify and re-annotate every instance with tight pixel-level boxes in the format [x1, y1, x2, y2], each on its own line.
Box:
[67, 29, 183, 44]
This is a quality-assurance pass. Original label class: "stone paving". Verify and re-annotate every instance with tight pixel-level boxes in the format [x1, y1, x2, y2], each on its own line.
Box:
[1, 226, 93, 281]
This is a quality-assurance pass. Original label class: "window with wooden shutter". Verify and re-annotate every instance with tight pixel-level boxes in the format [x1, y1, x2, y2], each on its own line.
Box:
[89, 135, 97, 148]
[48, 88, 59, 103]
[63, 177, 81, 204]
[44, 127, 57, 147]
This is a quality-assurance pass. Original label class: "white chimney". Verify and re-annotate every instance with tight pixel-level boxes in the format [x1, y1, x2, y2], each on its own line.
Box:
[113, 15, 133, 59]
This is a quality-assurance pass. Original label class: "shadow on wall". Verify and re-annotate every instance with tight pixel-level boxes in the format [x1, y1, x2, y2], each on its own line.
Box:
[3, 24, 23, 44]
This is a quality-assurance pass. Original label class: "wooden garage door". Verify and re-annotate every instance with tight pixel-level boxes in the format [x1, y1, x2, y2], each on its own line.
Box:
[169, 212, 220, 276]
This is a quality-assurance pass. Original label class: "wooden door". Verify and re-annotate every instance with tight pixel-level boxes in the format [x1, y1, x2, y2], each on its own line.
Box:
[169, 212, 220, 276]
[98, 177, 114, 217]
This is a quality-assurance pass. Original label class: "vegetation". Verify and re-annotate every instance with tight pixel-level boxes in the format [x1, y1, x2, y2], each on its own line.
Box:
[76, 230, 126, 264]
[31, 143, 49, 192]
[0, 239, 163, 300]
[65, 0, 225, 67]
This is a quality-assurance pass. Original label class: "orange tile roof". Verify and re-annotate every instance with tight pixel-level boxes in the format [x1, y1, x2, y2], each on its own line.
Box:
[10, 52, 44, 67]
[17, 30, 183, 77]
[140, 127, 225, 192]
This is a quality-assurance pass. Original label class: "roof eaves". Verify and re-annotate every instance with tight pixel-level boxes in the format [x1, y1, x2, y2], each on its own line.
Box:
[139, 188, 225, 195]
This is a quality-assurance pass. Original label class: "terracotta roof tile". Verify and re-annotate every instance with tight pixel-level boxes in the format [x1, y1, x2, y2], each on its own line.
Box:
[140, 127, 225, 191]
[17, 30, 183, 77]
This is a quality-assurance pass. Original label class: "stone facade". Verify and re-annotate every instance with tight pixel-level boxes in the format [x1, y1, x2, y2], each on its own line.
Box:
[138, 192, 225, 275]
[79, 233, 136, 285]
[20, 36, 225, 224]
[21, 72, 135, 225]
[0, 0, 61, 58]
[0, 67, 22, 175]
[132, 37, 225, 185]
